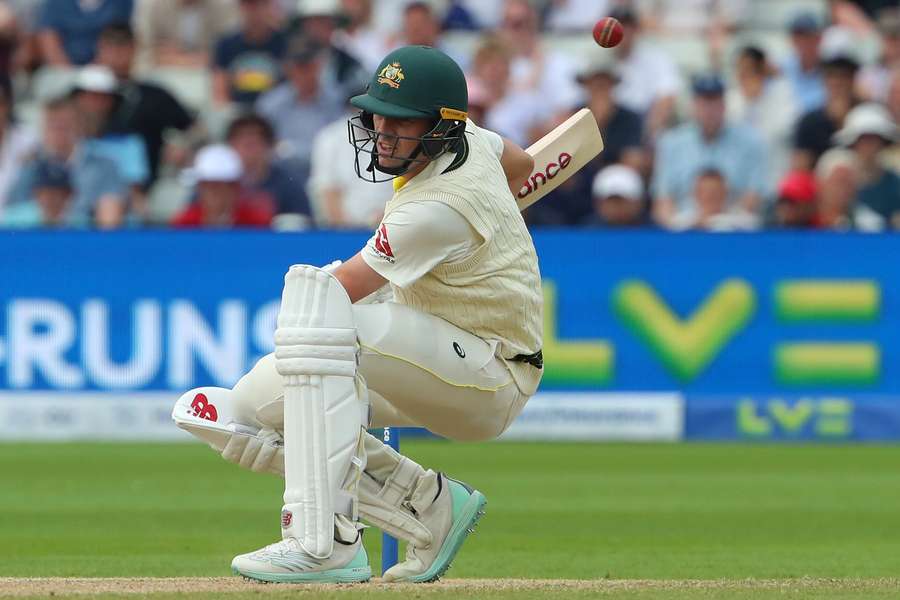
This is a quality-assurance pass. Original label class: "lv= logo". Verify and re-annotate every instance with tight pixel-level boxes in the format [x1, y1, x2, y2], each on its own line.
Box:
[541, 278, 881, 386]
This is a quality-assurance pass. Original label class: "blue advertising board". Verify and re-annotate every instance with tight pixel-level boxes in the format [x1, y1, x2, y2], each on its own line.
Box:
[1, 230, 898, 441]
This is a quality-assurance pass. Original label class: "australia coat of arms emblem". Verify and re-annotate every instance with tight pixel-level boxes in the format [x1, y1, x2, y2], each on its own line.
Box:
[377, 62, 405, 88]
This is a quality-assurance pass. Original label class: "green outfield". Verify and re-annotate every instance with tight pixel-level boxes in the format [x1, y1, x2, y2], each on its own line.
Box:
[3, 441, 900, 599]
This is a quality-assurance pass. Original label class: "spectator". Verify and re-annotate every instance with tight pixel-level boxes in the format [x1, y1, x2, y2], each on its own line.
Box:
[636, 0, 748, 67]
[2, 157, 82, 228]
[652, 73, 768, 227]
[830, 0, 898, 32]
[884, 67, 900, 173]
[307, 107, 392, 228]
[172, 144, 273, 227]
[294, 0, 369, 100]
[465, 35, 543, 147]
[256, 35, 344, 172]
[606, 6, 680, 141]
[636, 0, 748, 34]
[498, 0, 580, 114]
[814, 147, 884, 230]
[95, 23, 195, 187]
[0, 2, 37, 77]
[585, 164, 646, 228]
[465, 76, 490, 125]
[384, 1, 468, 70]
[70, 66, 150, 208]
[780, 12, 827, 114]
[772, 170, 818, 228]
[726, 45, 798, 184]
[387, 2, 459, 65]
[792, 39, 861, 172]
[858, 10, 900, 102]
[213, 0, 287, 106]
[453, 0, 503, 30]
[669, 168, 760, 231]
[835, 103, 900, 227]
[226, 112, 312, 222]
[0, 77, 38, 211]
[36, 0, 133, 66]
[441, 0, 480, 31]
[335, 0, 388, 72]
[576, 51, 646, 172]
[134, 0, 238, 69]
[393, 1, 442, 47]
[9, 97, 126, 228]
[531, 49, 644, 225]
[546, 0, 611, 32]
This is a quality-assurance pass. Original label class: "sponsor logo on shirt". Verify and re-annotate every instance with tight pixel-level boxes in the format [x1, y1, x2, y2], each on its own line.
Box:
[373, 224, 395, 262]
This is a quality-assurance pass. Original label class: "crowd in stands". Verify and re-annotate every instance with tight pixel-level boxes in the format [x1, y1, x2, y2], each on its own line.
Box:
[0, 0, 896, 231]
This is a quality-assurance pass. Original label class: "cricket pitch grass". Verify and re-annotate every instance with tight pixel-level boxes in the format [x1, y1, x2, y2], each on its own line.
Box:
[3, 441, 900, 599]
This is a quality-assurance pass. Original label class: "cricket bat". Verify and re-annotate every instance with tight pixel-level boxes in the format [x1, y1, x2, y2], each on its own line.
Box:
[516, 108, 605, 211]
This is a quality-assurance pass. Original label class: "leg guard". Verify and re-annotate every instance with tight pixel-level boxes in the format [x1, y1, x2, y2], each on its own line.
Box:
[176, 392, 435, 548]
[358, 432, 438, 548]
[275, 265, 367, 558]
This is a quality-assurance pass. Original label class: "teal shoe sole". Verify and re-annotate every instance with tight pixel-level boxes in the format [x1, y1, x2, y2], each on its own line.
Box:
[406, 488, 487, 583]
[233, 565, 372, 584]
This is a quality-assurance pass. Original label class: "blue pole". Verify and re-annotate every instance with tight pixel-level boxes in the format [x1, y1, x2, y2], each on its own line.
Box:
[381, 426, 400, 574]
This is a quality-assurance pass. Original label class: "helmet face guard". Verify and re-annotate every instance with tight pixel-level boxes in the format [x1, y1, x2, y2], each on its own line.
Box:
[347, 111, 466, 183]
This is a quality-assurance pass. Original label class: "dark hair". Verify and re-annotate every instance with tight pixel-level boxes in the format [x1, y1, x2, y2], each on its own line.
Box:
[226, 113, 276, 145]
[697, 167, 726, 182]
[99, 21, 135, 44]
[738, 45, 766, 71]
[404, 1, 434, 15]
[44, 95, 73, 112]
[0, 75, 12, 105]
[821, 56, 860, 74]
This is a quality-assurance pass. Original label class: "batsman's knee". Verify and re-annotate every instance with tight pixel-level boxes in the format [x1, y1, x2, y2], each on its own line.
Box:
[231, 353, 284, 430]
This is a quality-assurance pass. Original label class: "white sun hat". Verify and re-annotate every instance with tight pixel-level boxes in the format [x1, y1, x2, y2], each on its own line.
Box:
[296, 0, 341, 17]
[592, 164, 644, 200]
[72, 65, 119, 94]
[185, 144, 243, 183]
[833, 103, 899, 147]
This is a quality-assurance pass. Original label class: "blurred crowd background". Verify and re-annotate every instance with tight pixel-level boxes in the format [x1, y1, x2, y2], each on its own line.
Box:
[0, 0, 897, 231]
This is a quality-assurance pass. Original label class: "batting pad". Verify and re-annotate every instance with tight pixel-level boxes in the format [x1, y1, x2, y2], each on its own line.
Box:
[275, 265, 367, 558]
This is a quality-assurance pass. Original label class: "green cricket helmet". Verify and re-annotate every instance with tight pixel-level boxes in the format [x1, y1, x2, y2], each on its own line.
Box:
[348, 45, 469, 181]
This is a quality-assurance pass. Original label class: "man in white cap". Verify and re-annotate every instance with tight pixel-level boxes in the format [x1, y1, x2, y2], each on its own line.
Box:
[586, 164, 646, 227]
[293, 0, 369, 97]
[792, 36, 861, 171]
[530, 48, 644, 226]
[171, 144, 273, 227]
[70, 64, 150, 221]
[835, 102, 900, 228]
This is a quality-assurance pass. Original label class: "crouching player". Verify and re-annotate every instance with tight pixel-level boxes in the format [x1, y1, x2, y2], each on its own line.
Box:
[173, 46, 542, 584]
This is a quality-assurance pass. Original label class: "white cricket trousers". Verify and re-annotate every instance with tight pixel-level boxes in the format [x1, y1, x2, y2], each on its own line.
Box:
[231, 301, 532, 443]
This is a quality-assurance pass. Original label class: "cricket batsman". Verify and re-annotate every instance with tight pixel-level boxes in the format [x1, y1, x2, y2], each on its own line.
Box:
[173, 45, 543, 584]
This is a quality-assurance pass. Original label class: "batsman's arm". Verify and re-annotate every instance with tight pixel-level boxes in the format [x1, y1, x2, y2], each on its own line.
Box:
[333, 253, 388, 303]
[500, 138, 535, 197]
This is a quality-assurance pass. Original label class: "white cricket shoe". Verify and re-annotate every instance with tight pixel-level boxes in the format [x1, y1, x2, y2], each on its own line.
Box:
[382, 474, 487, 583]
[231, 534, 371, 584]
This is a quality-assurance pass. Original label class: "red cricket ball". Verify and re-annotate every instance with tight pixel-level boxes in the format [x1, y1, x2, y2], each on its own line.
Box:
[593, 17, 624, 48]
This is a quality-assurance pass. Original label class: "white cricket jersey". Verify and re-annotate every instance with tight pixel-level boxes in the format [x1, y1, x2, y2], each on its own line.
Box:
[362, 120, 544, 396]
[361, 126, 501, 286]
